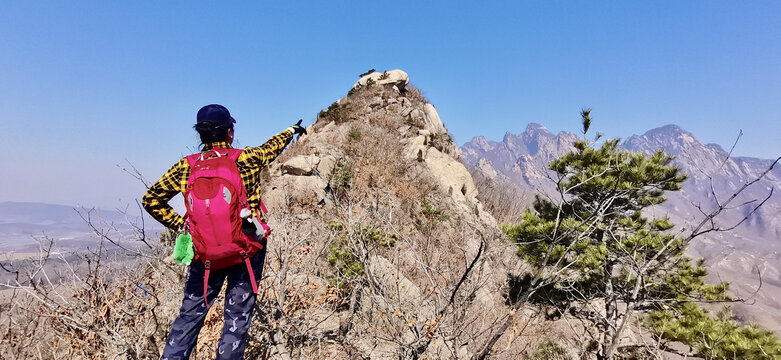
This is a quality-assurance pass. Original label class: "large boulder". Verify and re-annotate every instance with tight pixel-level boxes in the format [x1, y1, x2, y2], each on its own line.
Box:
[271, 175, 327, 206]
[282, 155, 318, 176]
[423, 148, 478, 201]
[401, 135, 477, 203]
[316, 155, 338, 180]
[421, 104, 446, 136]
[353, 69, 409, 90]
[404, 104, 458, 157]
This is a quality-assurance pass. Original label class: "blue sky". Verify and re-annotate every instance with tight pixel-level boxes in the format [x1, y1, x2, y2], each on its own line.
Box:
[1, 1, 779, 209]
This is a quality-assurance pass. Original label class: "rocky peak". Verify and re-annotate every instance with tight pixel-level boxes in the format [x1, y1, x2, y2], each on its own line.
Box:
[471, 135, 489, 148]
[523, 122, 552, 137]
[501, 131, 515, 144]
[268, 69, 496, 228]
[625, 124, 701, 152]
[500, 124, 554, 153]
[353, 69, 409, 92]
[261, 72, 511, 358]
[624, 124, 725, 179]
[643, 124, 690, 137]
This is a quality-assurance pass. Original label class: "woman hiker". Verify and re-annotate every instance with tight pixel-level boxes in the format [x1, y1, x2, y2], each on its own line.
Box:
[142, 104, 306, 359]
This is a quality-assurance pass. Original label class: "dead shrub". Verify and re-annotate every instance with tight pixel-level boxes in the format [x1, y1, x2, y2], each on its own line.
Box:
[404, 86, 429, 105]
[471, 171, 532, 224]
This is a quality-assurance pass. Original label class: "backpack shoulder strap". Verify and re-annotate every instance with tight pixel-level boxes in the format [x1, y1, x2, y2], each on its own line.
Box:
[185, 153, 200, 168]
[226, 148, 244, 161]
[186, 148, 237, 167]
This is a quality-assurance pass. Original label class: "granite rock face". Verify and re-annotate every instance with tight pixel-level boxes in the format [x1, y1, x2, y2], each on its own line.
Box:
[353, 69, 409, 91]
[260, 70, 510, 357]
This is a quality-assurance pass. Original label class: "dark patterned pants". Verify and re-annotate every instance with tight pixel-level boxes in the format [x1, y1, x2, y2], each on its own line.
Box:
[161, 247, 266, 360]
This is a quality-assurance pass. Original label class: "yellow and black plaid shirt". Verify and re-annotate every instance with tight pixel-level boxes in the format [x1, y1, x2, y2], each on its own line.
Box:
[142, 129, 294, 230]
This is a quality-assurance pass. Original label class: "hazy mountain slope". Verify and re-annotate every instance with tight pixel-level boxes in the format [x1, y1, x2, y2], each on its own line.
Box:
[624, 125, 781, 239]
[624, 125, 781, 333]
[461, 123, 579, 194]
[461, 124, 781, 334]
[461, 124, 580, 222]
[0, 201, 162, 252]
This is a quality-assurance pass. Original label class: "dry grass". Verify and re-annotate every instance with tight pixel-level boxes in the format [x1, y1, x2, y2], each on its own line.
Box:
[404, 85, 429, 105]
[0, 243, 181, 359]
[472, 170, 533, 225]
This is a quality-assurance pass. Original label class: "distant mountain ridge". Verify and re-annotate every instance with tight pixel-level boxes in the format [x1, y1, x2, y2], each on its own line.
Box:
[461, 124, 780, 236]
[622, 125, 780, 238]
[461, 123, 580, 200]
[460, 123, 781, 333]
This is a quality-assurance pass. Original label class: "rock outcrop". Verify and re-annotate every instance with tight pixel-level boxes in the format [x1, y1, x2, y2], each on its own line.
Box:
[353, 69, 409, 92]
[273, 70, 494, 229]
[242, 70, 520, 359]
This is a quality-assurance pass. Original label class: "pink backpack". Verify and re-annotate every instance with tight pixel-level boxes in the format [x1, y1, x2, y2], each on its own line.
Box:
[184, 148, 267, 307]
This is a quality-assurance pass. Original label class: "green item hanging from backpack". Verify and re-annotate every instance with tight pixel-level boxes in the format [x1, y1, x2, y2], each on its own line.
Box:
[173, 233, 194, 265]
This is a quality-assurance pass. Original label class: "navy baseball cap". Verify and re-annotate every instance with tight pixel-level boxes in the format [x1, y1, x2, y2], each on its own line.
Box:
[196, 104, 236, 127]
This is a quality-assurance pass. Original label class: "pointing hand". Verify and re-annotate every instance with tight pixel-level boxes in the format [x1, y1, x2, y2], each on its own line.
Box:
[291, 119, 307, 135]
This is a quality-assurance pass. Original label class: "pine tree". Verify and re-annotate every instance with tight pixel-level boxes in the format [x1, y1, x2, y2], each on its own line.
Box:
[473, 113, 780, 360]
[503, 113, 733, 359]
[649, 303, 781, 359]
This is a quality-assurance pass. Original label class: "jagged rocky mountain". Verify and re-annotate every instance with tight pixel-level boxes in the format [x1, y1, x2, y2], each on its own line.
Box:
[461, 124, 580, 203]
[461, 123, 781, 333]
[623, 125, 781, 239]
